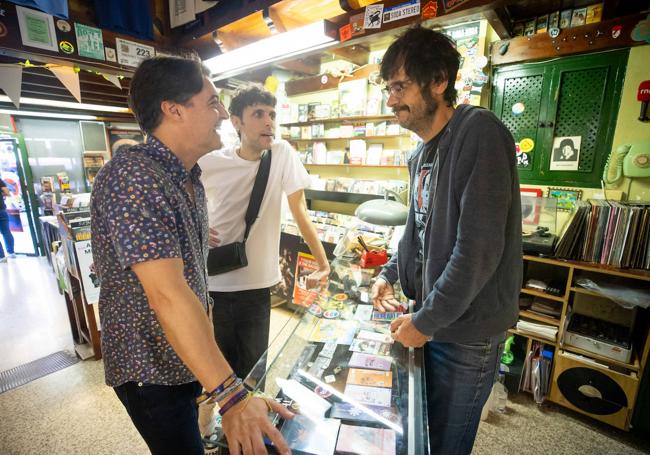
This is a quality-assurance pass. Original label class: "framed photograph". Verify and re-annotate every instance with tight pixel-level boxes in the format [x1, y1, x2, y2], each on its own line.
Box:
[547, 187, 583, 211]
[16, 6, 58, 52]
[520, 188, 543, 225]
[550, 136, 581, 171]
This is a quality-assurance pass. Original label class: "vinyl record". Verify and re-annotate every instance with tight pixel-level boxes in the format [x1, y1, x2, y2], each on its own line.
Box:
[557, 367, 628, 415]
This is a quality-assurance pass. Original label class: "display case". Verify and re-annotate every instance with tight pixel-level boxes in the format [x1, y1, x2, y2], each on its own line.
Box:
[211, 257, 428, 454]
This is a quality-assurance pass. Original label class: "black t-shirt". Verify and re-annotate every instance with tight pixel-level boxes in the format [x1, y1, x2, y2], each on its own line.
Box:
[0, 179, 7, 211]
[412, 132, 443, 261]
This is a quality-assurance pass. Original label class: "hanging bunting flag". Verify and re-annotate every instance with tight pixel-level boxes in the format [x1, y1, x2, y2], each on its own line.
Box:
[10, 1, 68, 19]
[102, 73, 122, 90]
[48, 65, 81, 102]
[0, 64, 23, 108]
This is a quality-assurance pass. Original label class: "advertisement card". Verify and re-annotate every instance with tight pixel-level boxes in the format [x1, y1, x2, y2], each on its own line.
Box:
[346, 368, 393, 388]
[348, 352, 392, 371]
[335, 424, 396, 455]
[343, 384, 392, 407]
[330, 402, 400, 425]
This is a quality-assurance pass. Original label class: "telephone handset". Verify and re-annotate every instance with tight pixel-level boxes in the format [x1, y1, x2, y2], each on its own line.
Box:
[602, 140, 650, 185]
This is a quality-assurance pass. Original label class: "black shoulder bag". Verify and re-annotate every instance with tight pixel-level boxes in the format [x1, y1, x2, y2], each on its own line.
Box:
[207, 150, 272, 275]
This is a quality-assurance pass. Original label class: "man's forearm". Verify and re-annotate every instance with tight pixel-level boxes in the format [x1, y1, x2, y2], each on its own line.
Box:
[148, 285, 233, 390]
[296, 217, 329, 269]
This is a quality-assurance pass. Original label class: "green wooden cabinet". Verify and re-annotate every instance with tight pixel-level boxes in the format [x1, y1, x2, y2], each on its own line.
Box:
[492, 50, 628, 188]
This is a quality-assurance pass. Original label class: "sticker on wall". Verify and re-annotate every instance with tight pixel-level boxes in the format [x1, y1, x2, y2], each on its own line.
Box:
[515, 143, 529, 167]
[631, 14, 650, 43]
[511, 102, 525, 116]
[421, 1, 438, 20]
[75, 23, 104, 60]
[612, 25, 622, 39]
[350, 13, 365, 37]
[443, 0, 469, 12]
[474, 55, 488, 69]
[550, 136, 581, 171]
[548, 27, 560, 38]
[383, 0, 421, 24]
[339, 23, 352, 42]
[364, 4, 383, 29]
[519, 138, 535, 153]
[105, 47, 116, 62]
[59, 40, 74, 54]
[56, 19, 71, 33]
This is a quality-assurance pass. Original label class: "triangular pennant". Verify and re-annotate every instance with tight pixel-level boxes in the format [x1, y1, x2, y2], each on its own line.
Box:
[102, 73, 122, 90]
[48, 65, 81, 103]
[0, 65, 23, 108]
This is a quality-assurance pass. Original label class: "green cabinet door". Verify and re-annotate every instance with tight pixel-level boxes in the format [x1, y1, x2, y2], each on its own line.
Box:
[492, 50, 628, 188]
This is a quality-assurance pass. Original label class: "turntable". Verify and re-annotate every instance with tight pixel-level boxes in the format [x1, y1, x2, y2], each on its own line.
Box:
[521, 196, 558, 255]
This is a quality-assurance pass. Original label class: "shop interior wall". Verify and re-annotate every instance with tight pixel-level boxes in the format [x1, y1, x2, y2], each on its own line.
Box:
[608, 44, 650, 202]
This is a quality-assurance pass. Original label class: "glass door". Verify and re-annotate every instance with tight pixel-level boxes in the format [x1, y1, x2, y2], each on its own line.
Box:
[0, 138, 39, 255]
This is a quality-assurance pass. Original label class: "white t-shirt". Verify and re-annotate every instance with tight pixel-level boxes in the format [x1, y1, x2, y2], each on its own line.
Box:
[199, 140, 311, 291]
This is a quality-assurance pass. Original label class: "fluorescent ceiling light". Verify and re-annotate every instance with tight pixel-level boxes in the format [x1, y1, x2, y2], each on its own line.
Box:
[205, 20, 338, 81]
[0, 108, 97, 120]
[0, 95, 130, 113]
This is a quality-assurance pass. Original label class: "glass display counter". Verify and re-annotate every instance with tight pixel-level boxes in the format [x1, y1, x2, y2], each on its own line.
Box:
[212, 257, 428, 454]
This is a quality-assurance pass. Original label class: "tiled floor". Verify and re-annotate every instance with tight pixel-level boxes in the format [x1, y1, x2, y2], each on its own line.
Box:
[1, 256, 649, 454]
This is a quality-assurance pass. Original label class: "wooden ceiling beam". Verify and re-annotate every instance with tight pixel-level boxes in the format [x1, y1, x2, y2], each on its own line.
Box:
[276, 57, 321, 76]
[483, 7, 511, 39]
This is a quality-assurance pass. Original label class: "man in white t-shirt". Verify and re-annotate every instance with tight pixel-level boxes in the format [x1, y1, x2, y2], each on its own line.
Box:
[199, 86, 330, 379]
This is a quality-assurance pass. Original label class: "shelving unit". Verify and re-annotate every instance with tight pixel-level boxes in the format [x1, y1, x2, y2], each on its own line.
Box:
[281, 114, 397, 127]
[512, 255, 650, 430]
[283, 134, 409, 142]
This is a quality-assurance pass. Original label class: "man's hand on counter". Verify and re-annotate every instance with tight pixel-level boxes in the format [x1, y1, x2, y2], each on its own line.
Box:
[390, 314, 431, 348]
[371, 277, 402, 312]
[306, 265, 330, 290]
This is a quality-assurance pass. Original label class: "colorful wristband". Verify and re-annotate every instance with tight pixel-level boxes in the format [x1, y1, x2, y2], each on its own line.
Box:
[218, 387, 250, 416]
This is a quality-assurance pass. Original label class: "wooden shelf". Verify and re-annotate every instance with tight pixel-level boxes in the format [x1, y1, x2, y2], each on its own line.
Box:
[508, 328, 556, 344]
[570, 286, 611, 300]
[523, 255, 650, 281]
[283, 134, 409, 142]
[520, 288, 565, 302]
[560, 345, 640, 372]
[304, 163, 407, 168]
[281, 115, 397, 127]
[519, 310, 561, 327]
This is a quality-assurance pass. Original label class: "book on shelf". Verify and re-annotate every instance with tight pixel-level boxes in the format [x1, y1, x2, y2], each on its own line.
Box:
[339, 79, 368, 117]
[298, 104, 308, 122]
[340, 125, 354, 138]
[386, 123, 401, 136]
[307, 102, 320, 121]
[314, 103, 331, 119]
[327, 150, 345, 165]
[366, 144, 383, 166]
[301, 126, 312, 140]
[312, 142, 328, 164]
[349, 139, 367, 165]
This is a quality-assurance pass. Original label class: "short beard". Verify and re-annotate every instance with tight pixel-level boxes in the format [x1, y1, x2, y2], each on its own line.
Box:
[421, 84, 439, 116]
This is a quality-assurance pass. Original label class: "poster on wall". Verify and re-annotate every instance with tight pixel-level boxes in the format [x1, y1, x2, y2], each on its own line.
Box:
[74, 240, 100, 305]
[16, 5, 58, 52]
[107, 128, 145, 156]
[550, 136, 581, 171]
[444, 21, 486, 106]
[292, 251, 320, 307]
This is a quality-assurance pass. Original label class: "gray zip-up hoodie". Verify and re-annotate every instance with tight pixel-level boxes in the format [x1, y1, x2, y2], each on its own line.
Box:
[381, 105, 522, 343]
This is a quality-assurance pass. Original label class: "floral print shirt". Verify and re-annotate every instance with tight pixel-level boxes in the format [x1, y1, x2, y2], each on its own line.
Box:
[90, 136, 209, 387]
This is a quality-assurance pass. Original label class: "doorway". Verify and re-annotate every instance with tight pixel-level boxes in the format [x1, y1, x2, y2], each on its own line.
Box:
[0, 138, 39, 256]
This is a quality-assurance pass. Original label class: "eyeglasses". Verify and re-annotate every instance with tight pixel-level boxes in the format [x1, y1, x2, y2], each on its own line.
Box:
[382, 79, 413, 98]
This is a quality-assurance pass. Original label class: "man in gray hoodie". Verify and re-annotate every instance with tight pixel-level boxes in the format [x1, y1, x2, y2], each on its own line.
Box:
[371, 26, 522, 454]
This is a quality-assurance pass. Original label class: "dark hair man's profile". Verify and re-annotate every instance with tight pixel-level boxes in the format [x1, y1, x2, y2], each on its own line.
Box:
[553, 138, 578, 161]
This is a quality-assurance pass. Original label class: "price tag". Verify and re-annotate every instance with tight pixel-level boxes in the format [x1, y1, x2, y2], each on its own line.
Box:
[116, 38, 155, 67]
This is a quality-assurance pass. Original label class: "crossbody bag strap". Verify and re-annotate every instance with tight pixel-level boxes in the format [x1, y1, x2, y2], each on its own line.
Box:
[242, 149, 272, 241]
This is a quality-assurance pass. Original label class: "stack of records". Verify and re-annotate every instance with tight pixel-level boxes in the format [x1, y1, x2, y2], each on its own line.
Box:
[555, 200, 650, 270]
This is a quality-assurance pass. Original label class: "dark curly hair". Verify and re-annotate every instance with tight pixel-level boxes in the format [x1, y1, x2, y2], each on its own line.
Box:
[380, 25, 460, 107]
[229, 85, 276, 119]
[129, 56, 210, 134]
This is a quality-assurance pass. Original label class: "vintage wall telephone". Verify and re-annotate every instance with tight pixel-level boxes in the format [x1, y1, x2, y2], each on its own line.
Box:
[602, 140, 650, 185]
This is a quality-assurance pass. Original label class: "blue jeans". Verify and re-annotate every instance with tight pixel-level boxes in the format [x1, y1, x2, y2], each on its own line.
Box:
[424, 333, 505, 455]
[114, 381, 203, 455]
[0, 210, 15, 257]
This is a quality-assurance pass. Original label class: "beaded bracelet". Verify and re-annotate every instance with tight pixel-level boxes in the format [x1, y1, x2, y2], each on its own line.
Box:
[218, 387, 250, 416]
[196, 372, 237, 405]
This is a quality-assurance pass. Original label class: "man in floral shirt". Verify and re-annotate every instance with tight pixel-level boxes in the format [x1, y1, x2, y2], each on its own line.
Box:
[91, 56, 292, 455]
